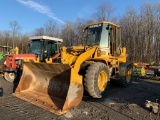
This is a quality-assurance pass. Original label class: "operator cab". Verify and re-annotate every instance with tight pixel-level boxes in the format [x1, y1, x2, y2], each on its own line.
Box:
[85, 21, 122, 56]
[28, 36, 63, 61]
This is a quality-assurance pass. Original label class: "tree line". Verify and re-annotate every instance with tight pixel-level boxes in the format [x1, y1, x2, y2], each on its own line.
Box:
[0, 1, 160, 64]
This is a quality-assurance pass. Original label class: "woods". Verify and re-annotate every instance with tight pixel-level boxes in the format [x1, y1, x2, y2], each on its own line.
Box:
[120, 1, 160, 64]
[0, 1, 160, 63]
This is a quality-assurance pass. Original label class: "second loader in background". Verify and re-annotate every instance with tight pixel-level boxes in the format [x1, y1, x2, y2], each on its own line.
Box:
[13, 21, 132, 115]
[3, 36, 62, 82]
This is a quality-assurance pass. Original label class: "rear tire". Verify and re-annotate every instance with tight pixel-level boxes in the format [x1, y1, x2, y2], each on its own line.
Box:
[84, 62, 109, 98]
[119, 63, 132, 87]
[4, 72, 16, 82]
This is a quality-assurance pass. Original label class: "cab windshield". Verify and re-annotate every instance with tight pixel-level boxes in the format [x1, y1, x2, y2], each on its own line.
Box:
[86, 24, 102, 46]
[29, 40, 44, 55]
[85, 23, 109, 48]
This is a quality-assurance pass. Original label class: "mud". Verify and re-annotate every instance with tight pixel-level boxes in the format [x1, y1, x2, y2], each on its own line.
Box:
[0, 76, 160, 120]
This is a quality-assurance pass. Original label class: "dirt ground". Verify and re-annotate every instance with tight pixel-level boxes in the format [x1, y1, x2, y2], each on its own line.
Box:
[0, 76, 160, 120]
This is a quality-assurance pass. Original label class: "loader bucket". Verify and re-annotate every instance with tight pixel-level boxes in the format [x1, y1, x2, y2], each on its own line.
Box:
[13, 62, 83, 115]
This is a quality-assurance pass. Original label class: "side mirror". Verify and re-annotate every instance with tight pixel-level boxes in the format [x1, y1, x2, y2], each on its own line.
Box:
[106, 25, 109, 30]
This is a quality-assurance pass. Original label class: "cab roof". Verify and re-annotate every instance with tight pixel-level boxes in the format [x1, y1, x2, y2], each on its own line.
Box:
[88, 21, 121, 28]
[29, 36, 63, 42]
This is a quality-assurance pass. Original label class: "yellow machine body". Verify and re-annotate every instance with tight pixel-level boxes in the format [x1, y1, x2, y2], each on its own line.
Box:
[13, 21, 129, 115]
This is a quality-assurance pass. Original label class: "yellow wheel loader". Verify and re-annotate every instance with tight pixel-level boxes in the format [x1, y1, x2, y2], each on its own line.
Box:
[13, 21, 132, 115]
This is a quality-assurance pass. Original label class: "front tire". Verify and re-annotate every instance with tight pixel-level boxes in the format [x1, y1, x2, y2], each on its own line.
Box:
[4, 72, 16, 82]
[84, 62, 109, 98]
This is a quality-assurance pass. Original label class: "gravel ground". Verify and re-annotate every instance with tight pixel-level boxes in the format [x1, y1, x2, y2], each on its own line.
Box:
[0, 76, 160, 120]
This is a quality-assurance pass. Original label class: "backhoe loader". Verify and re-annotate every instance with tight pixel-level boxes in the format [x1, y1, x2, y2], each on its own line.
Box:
[13, 21, 132, 115]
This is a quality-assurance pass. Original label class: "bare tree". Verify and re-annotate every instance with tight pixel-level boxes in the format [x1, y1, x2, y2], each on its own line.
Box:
[140, 2, 155, 62]
[61, 22, 75, 46]
[9, 21, 21, 48]
[33, 27, 45, 36]
[94, 1, 115, 21]
[120, 6, 139, 62]
[44, 20, 59, 37]
[74, 18, 88, 45]
[0, 31, 11, 46]
[32, 20, 60, 38]
[18, 35, 29, 53]
[154, 2, 160, 63]
[119, 1, 160, 64]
